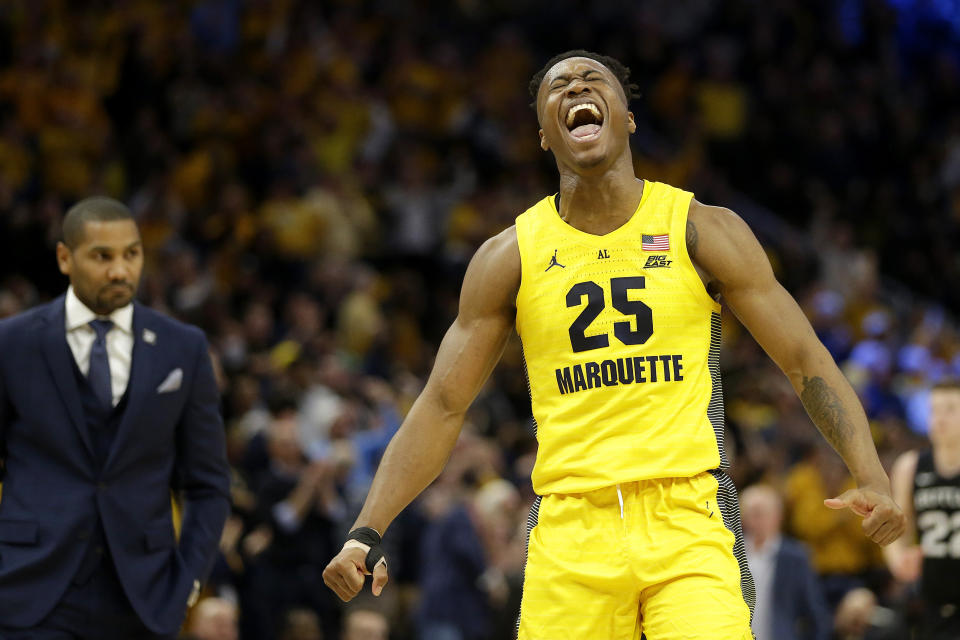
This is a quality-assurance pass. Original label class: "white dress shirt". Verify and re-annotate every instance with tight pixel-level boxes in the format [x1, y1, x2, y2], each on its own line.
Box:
[746, 534, 781, 640]
[64, 286, 134, 406]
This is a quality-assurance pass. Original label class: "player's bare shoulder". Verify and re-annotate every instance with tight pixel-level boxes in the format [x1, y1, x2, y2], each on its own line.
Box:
[686, 199, 754, 262]
[686, 199, 774, 294]
[889, 448, 919, 522]
[459, 225, 521, 320]
[891, 449, 920, 488]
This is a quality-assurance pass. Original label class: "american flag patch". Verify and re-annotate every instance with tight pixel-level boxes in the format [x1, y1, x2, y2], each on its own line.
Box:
[642, 234, 669, 251]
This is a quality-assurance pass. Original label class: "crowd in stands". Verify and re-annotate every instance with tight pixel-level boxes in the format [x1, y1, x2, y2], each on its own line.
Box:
[1, 0, 959, 638]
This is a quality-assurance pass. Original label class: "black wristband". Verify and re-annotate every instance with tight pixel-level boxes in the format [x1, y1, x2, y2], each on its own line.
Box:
[347, 526, 382, 547]
[347, 527, 386, 573]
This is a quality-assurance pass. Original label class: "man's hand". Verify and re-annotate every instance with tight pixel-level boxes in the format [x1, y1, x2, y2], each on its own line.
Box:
[824, 487, 906, 546]
[322, 529, 389, 602]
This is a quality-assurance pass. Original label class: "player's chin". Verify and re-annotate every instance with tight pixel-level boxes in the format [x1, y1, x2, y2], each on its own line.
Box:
[568, 148, 608, 170]
[563, 135, 609, 167]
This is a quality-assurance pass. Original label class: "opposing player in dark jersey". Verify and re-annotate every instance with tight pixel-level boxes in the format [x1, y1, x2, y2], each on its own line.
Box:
[886, 379, 960, 639]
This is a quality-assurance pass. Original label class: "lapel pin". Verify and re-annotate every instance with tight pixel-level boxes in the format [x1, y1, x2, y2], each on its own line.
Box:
[142, 328, 157, 345]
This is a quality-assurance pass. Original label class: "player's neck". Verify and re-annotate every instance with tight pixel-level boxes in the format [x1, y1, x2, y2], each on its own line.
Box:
[933, 444, 960, 477]
[557, 161, 644, 235]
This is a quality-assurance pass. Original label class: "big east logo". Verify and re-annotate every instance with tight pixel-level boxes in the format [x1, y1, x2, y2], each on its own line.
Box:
[644, 254, 672, 269]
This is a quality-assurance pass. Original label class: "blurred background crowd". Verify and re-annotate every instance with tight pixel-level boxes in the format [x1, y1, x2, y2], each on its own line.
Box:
[1, 0, 959, 638]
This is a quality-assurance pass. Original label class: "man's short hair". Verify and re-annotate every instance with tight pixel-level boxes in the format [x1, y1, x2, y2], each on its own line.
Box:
[62, 196, 134, 249]
[741, 483, 783, 513]
[528, 49, 641, 108]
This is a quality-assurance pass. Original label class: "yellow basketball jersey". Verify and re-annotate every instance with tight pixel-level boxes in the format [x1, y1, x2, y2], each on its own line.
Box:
[515, 181, 726, 495]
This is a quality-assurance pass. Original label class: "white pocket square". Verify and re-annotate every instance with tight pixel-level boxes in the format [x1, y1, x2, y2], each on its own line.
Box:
[156, 368, 183, 393]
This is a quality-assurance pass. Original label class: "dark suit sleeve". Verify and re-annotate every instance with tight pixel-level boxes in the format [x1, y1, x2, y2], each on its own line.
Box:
[795, 545, 832, 640]
[0, 325, 8, 480]
[173, 330, 230, 583]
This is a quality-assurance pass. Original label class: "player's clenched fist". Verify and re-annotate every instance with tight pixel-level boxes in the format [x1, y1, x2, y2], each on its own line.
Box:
[824, 487, 907, 547]
[322, 527, 389, 602]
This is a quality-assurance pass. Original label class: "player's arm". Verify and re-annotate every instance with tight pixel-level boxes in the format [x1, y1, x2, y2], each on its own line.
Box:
[688, 200, 905, 546]
[883, 450, 922, 582]
[323, 227, 520, 602]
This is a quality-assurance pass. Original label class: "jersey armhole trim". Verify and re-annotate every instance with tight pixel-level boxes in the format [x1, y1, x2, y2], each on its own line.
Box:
[673, 196, 722, 313]
[514, 212, 532, 335]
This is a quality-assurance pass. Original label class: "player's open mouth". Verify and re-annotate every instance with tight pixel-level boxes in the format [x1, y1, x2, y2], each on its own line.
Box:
[565, 102, 603, 142]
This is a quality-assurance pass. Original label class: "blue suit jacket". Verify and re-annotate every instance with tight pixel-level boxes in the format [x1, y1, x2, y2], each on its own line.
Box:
[0, 296, 230, 635]
[770, 538, 832, 640]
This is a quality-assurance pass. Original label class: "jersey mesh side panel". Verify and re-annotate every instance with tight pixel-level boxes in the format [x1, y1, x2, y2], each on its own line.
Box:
[515, 337, 542, 638]
[516, 495, 542, 639]
[709, 467, 756, 631]
[707, 312, 729, 468]
[519, 338, 537, 438]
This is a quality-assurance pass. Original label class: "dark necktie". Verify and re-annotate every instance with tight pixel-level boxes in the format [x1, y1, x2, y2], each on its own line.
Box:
[88, 319, 114, 409]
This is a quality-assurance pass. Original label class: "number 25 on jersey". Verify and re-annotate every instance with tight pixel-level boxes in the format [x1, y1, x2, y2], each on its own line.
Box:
[566, 276, 652, 353]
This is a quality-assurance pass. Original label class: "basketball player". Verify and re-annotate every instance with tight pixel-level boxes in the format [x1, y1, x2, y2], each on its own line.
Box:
[323, 50, 905, 639]
[884, 379, 960, 639]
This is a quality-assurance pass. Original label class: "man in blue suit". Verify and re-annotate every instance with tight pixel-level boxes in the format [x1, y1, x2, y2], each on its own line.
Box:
[0, 197, 231, 639]
[742, 484, 832, 640]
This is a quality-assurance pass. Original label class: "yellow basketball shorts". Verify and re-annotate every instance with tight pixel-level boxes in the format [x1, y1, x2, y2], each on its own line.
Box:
[517, 470, 755, 640]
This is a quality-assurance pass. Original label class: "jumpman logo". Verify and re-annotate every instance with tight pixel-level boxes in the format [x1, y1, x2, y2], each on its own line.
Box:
[545, 250, 566, 272]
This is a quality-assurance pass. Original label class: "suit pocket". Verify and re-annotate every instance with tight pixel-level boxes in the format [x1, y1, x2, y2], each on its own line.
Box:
[143, 523, 176, 552]
[0, 520, 38, 545]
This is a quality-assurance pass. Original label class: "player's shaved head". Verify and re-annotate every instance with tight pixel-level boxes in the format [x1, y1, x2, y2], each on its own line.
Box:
[932, 378, 960, 394]
[930, 377, 960, 446]
[62, 196, 134, 249]
[529, 49, 640, 108]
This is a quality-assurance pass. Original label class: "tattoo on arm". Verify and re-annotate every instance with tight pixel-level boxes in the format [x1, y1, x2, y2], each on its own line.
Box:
[686, 219, 698, 258]
[686, 217, 719, 298]
[800, 375, 855, 451]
